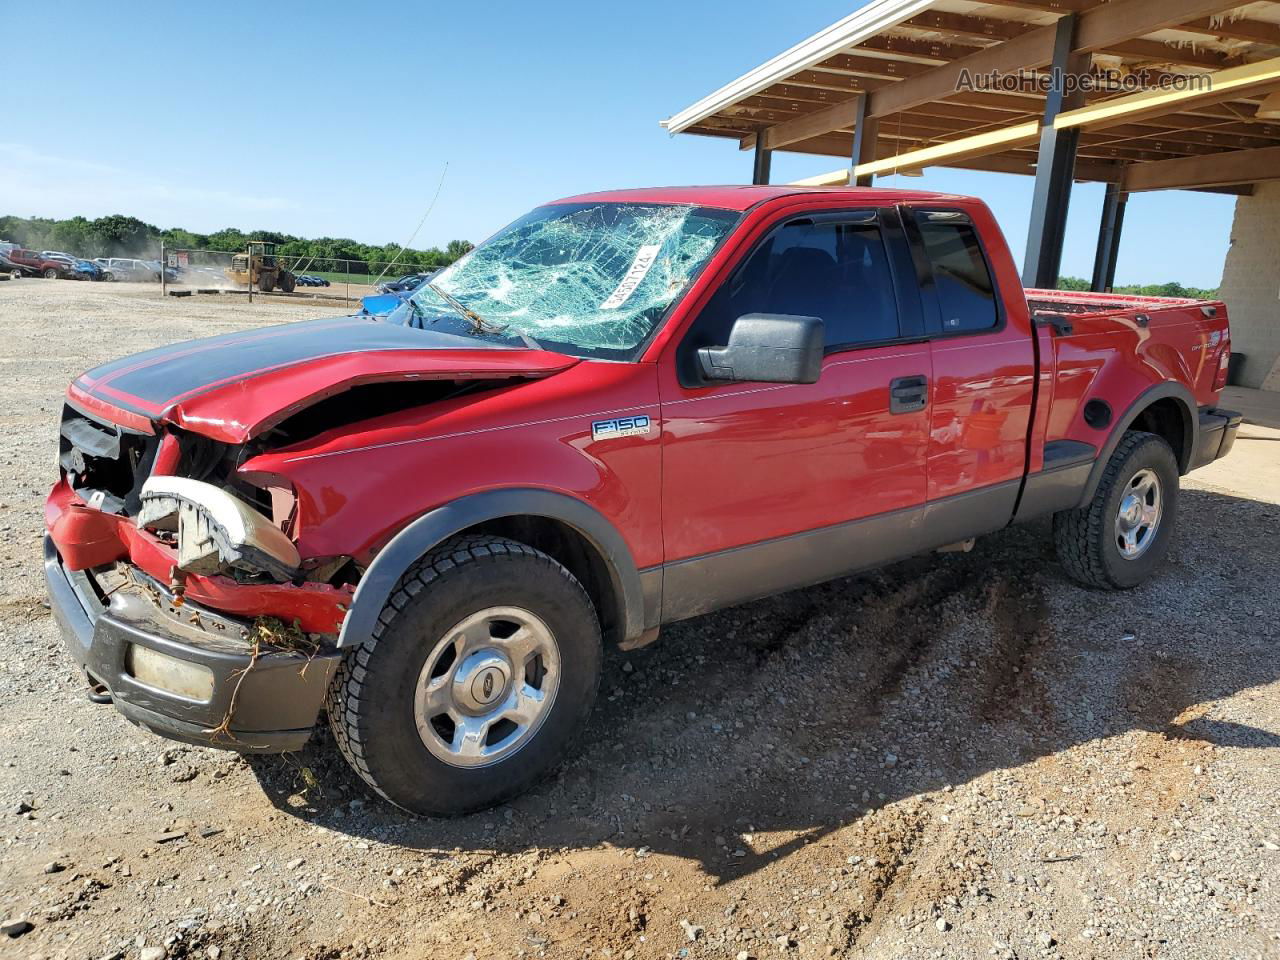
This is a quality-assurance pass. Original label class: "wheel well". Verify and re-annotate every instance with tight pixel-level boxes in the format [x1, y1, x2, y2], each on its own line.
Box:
[459, 515, 622, 646]
[1129, 397, 1191, 472]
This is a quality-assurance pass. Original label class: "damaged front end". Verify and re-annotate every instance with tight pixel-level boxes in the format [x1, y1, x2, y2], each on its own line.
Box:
[44, 317, 580, 752]
[44, 404, 350, 752]
[136, 477, 301, 583]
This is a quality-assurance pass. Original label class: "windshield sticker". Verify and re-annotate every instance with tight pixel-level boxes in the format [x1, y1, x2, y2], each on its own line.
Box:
[599, 244, 661, 310]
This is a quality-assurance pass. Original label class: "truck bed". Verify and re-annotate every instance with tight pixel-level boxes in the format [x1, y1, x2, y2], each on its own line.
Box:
[1024, 286, 1230, 462]
[1025, 288, 1220, 318]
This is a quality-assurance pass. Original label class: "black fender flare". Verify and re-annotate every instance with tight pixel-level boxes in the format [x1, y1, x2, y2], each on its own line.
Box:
[337, 489, 646, 649]
[1075, 380, 1197, 509]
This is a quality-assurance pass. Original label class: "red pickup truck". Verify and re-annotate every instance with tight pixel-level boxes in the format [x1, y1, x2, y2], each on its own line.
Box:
[44, 186, 1240, 814]
[9, 249, 73, 279]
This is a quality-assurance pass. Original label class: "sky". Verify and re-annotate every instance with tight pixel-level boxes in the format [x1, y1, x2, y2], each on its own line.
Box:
[1, 1, 1236, 288]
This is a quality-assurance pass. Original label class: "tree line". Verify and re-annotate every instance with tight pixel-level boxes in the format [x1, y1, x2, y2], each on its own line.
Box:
[1057, 275, 1218, 299]
[0, 214, 473, 273]
[0, 214, 1218, 293]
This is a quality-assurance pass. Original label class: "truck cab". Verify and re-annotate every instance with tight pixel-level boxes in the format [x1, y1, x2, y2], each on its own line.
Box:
[43, 186, 1239, 815]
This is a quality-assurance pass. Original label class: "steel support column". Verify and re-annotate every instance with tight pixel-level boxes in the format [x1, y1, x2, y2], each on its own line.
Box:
[1022, 14, 1089, 289]
[752, 139, 772, 185]
[850, 94, 879, 187]
[1090, 182, 1128, 292]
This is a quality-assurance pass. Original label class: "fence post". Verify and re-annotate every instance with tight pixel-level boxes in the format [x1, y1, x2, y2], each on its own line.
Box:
[160, 242, 166, 297]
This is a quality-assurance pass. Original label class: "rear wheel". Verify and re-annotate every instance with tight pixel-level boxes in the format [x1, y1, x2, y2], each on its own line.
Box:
[258, 274, 275, 293]
[1053, 430, 1179, 589]
[277, 272, 296, 293]
[326, 535, 602, 816]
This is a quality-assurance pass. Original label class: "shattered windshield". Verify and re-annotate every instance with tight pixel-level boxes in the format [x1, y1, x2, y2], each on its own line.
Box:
[397, 202, 739, 359]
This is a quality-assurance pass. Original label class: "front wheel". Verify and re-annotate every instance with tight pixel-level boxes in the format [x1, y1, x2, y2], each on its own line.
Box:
[326, 535, 602, 816]
[43, 268, 59, 279]
[1053, 430, 1179, 589]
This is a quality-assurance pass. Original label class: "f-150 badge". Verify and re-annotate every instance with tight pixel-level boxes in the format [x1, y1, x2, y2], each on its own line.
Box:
[592, 415, 651, 440]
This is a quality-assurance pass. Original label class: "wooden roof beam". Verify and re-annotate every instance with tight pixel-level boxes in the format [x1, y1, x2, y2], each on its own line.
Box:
[855, 121, 1043, 176]
[852, 35, 985, 63]
[758, 0, 1249, 151]
[962, 0, 1093, 14]
[1054, 56, 1280, 130]
[1121, 143, 1280, 189]
[896, 10, 1034, 43]
[870, 0, 1248, 119]
[1097, 38, 1236, 69]
[1177, 16, 1280, 46]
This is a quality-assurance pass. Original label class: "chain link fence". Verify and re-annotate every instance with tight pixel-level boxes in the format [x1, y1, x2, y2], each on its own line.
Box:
[158, 247, 440, 305]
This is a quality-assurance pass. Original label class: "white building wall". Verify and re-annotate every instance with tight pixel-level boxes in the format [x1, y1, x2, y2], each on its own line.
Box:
[1217, 180, 1280, 390]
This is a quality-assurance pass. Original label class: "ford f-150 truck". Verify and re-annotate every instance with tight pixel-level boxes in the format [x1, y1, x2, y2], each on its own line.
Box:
[44, 186, 1240, 815]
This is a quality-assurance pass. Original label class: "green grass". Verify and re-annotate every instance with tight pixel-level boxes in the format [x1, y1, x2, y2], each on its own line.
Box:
[297, 269, 380, 286]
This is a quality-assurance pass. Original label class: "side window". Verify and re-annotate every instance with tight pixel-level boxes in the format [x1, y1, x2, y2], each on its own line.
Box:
[680, 214, 901, 378]
[911, 212, 998, 333]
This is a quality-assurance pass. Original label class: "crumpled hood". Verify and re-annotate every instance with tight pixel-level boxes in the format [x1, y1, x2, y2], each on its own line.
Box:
[69, 315, 579, 443]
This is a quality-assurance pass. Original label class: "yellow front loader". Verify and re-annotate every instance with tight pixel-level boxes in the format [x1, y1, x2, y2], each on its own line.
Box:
[226, 241, 296, 293]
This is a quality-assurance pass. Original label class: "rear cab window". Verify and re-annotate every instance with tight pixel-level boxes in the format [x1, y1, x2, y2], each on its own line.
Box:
[905, 209, 1000, 335]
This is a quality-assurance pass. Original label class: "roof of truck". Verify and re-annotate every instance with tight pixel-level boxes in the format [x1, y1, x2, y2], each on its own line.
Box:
[549, 185, 973, 211]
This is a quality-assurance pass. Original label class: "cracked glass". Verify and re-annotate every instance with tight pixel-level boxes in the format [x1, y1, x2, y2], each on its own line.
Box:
[404, 202, 739, 359]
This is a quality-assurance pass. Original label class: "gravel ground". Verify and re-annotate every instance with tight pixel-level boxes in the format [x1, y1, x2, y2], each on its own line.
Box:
[1, 280, 1277, 960]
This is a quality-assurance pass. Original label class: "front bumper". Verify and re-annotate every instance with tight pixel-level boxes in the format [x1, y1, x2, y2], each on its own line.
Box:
[1190, 407, 1243, 471]
[44, 535, 340, 753]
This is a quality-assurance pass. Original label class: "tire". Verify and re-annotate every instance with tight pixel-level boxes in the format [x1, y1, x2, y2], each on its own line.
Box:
[258, 274, 275, 293]
[326, 534, 602, 816]
[1053, 430, 1179, 589]
[102, 271, 115, 282]
[277, 272, 296, 293]
[43, 268, 59, 279]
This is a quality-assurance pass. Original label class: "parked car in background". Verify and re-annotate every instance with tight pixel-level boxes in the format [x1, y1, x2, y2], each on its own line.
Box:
[8, 249, 73, 279]
[357, 292, 404, 315]
[295, 275, 332, 287]
[374, 271, 436, 294]
[72, 259, 106, 281]
[36, 253, 103, 281]
[140, 259, 177, 283]
[95, 258, 154, 282]
[0, 252, 27, 279]
[95, 257, 163, 282]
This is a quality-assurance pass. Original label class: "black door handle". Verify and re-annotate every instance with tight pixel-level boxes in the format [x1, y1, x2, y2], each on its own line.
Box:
[889, 375, 928, 414]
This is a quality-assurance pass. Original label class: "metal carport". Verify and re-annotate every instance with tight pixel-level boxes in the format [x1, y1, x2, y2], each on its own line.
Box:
[662, 0, 1280, 383]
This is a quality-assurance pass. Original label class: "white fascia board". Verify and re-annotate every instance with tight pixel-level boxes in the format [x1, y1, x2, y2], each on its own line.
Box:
[662, 0, 941, 135]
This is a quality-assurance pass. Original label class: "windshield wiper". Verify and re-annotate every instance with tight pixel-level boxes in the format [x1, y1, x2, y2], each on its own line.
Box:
[425, 281, 485, 328]
[424, 281, 543, 351]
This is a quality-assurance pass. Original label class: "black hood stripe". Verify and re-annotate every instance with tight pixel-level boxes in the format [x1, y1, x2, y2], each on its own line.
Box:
[81, 316, 512, 411]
